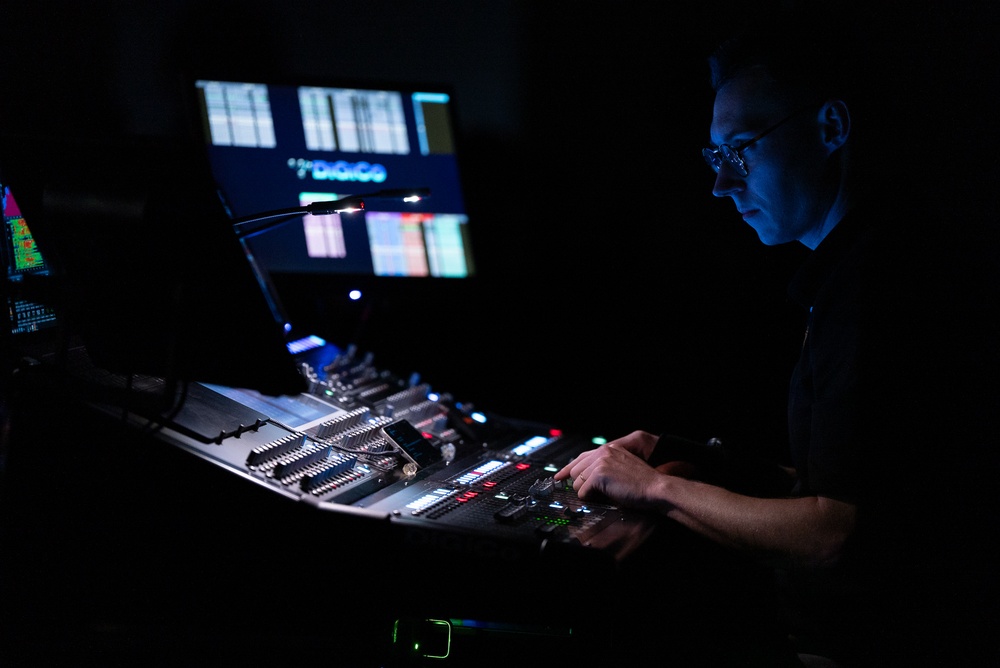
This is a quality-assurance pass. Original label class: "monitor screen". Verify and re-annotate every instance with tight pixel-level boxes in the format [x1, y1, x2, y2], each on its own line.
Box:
[2, 182, 59, 339]
[0, 133, 307, 396]
[192, 79, 475, 281]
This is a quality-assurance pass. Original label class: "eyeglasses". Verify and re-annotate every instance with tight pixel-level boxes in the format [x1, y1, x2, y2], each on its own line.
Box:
[702, 105, 813, 177]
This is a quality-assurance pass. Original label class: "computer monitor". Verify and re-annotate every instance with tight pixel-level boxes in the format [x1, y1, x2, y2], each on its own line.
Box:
[186, 77, 480, 355]
[192, 78, 475, 280]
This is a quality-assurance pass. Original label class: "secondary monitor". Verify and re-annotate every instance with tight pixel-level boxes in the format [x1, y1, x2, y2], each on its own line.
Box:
[2, 181, 60, 341]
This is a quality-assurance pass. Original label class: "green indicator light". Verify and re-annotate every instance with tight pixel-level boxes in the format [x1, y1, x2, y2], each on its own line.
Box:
[591, 436, 608, 445]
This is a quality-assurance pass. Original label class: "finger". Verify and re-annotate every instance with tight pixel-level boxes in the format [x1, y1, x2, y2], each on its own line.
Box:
[555, 458, 584, 480]
[556, 449, 597, 479]
[554, 456, 582, 480]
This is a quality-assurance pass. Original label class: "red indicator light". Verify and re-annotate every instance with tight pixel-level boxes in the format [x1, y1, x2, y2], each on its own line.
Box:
[515, 463, 530, 470]
[483, 481, 496, 488]
[550, 428, 563, 437]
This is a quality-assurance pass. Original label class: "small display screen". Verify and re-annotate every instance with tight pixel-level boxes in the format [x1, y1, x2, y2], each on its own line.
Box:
[382, 419, 441, 469]
[2, 182, 59, 338]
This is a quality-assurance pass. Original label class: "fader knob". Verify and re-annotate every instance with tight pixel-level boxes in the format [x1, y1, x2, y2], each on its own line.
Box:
[528, 476, 555, 499]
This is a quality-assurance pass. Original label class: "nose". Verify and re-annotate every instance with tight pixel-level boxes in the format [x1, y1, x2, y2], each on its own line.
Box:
[711, 164, 745, 198]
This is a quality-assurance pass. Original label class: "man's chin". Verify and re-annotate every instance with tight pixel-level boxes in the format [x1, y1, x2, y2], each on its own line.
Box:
[747, 220, 794, 246]
[748, 225, 783, 246]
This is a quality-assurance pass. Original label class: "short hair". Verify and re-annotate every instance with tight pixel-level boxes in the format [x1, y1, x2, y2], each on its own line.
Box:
[708, 9, 868, 108]
[707, 8, 885, 179]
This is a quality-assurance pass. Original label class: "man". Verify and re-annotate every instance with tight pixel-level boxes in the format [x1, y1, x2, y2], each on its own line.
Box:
[556, 12, 999, 667]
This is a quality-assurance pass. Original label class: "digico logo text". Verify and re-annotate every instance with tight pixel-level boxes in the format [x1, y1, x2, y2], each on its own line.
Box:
[311, 160, 388, 183]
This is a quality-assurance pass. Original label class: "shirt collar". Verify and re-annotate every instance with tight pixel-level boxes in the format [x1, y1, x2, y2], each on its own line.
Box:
[787, 205, 867, 311]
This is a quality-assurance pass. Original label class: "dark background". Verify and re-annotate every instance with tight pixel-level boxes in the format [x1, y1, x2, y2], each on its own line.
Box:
[3, 0, 998, 457]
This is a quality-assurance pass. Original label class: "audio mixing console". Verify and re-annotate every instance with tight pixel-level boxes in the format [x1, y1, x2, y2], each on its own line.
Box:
[74, 334, 655, 560]
[5, 334, 659, 666]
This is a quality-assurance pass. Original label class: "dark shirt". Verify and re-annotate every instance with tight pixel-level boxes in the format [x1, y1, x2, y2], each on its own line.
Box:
[650, 196, 1000, 665]
[784, 196, 1000, 665]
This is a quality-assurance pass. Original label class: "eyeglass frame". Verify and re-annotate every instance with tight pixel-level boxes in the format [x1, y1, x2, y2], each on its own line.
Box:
[702, 104, 817, 178]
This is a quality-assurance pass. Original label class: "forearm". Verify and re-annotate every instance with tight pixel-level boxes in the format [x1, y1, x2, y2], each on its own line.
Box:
[557, 439, 853, 568]
[650, 474, 855, 568]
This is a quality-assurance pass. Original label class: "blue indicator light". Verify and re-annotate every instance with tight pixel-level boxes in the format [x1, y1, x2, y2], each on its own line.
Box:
[512, 435, 550, 456]
[413, 92, 450, 104]
[286, 334, 327, 354]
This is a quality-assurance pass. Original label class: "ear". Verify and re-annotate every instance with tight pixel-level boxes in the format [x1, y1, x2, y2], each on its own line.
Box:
[818, 99, 850, 153]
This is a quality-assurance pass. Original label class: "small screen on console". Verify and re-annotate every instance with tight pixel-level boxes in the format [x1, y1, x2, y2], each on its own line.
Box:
[2, 182, 59, 338]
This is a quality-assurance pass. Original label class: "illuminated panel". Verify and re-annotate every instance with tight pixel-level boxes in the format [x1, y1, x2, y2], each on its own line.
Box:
[366, 211, 429, 276]
[412, 92, 454, 156]
[196, 80, 276, 148]
[423, 213, 470, 278]
[194, 78, 475, 280]
[454, 460, 507, 486]
[9, 218, 41, 271]
[299, 87, 409, 154]
[511, 435, 553, 457]
[406, 488, 456, 512]
[298, 87, 337, 151]
[287, 334, 326, 355]
[300, 191, 347, 259]
[361, 212, 472, 278]
[3, 186, 59, 336]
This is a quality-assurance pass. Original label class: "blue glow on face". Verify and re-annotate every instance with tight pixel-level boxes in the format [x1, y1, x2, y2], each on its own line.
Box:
[709, 72, 837, 249]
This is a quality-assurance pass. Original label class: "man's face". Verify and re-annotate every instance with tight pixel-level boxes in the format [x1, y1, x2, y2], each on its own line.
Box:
[709, 69, 834, 249]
